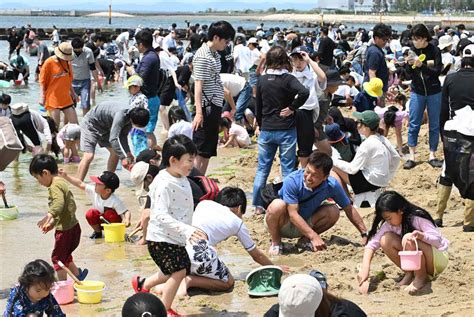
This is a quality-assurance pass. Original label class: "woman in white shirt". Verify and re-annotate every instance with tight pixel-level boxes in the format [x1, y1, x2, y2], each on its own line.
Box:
[331, 110, 400, 196]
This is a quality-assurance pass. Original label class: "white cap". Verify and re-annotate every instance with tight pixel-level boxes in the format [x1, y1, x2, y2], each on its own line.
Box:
[130, 161, 149, 190]
[10, 103, 29, 116]
[247, 37, 258, 45]
[463, 44, 474, 57]
[438, 35, 454, 50]
[278, 274, 323, 317]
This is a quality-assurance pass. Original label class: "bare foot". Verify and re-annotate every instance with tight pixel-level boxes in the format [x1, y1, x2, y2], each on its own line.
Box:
[176, 279, 188, 297]
[404, 278, 428, 295]
[152, 284, 164, 295]
[137, 237, 147, 245]
[398, 272, 414, 286]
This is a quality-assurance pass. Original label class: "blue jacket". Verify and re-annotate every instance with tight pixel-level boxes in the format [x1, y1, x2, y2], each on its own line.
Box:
[136, 48, 160, 98]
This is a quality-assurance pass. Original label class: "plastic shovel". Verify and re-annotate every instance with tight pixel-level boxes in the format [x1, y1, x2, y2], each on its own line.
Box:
[125, 226, 142, 243]
[100, 216, 111, 224]
[57, 261, 83, 285]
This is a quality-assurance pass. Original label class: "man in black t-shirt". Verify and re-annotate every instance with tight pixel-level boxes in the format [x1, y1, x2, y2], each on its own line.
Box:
[188, 26, 202, 53]
[7, 28, 22, 59]
[317, 27, 336, 67]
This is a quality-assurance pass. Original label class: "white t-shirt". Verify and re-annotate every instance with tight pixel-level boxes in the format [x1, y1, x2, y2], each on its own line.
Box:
[116, 32, 129, 44]
[52, 29, 59, 42]
[168, 120, 193, 139]
[220, 73, 246, 97]
[292, 67, 322, 121]
[229, 123, 250, 145]
[193, 200, 256, 251]
[159, 51, 174, 74]
[249, 48, 261, 67]
[85, 184, 128, 215]
[147, 169, 195, 246]
[233, 44, 252, 73]
[335, 85, 359, 98]
[170, 54, 180, 71]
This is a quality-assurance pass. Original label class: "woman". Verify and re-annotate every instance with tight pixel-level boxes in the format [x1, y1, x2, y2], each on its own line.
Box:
[331, 110, 400, 197]
[39, 41, 78, 127]
[404, 24, 443, 169]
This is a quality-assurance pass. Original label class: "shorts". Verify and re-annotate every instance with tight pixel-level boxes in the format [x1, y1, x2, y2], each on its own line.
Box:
[148, 241, 191, 275]
[145, 96, 160, 134]
[296, 109, 315, 157]
[80, 125, 109, 153]
[160, 77, 176, 106]
[185, 239, 230, 282]
[193, 104, 222, 158]
[429, 246, 449, 280]
[72, 79, 91, 109]
[237, 135, 251, 146]
[348, 170, 380, 195]
[52, 223, 81, 271]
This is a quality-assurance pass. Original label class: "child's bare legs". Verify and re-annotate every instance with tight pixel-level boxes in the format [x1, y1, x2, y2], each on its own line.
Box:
[159, 106, 169, 132]
[379, 232, 413, 285]
[155, 274, 235, 297]
[63, 147, 72, 160]
[401, 233, 434, 294]
[138, 209, 150, 245]
[395, 125, 403, 153]
[56, 262, 79, 280]
[144, 269, 186, 310]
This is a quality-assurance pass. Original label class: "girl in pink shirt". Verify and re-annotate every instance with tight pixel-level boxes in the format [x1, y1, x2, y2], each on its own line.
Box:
[358, 191, 449, 295]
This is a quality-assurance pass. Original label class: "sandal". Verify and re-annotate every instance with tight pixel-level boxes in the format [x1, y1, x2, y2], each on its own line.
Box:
[131, 276, 149, 293]
[403, 160, 416, 170]
[428, 159, 443, 168]
[268, 245, 283, 256]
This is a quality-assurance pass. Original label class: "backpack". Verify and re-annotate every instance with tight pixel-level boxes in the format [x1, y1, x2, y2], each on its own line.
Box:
[188, 176, 220, 204]
[0, 117, 24, 171]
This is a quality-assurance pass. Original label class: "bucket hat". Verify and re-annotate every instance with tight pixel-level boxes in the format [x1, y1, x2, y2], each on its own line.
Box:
[54, 42, 74, 61]
[124, 75, 144, 88]
[326, 69, 346, 87]
[363, 77, 383, 98]
[10, 103, 29, 116]
[438, 35, 454, 50]
[246, 265, 283, 297]
[325, 123, 346, 144]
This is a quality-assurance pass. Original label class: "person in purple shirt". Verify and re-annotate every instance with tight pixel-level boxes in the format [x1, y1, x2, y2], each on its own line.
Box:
[264, 151, 368, 256]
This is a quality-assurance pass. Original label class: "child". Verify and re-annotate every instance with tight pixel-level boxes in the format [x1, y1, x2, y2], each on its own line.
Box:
[375, 93, 408, 153]
[357, 191, 449, 295]
[29, 154, 87, 281]
[126, 75, 149, 158]
[122, 293, 166, 317]
[59, 170, 130, 239]
[0, 93, 12, 117]
[167, 106, 192, 139]
[325, 123, 354, 162]
[219, 117, 251, 148]
[130, 161, 161, 245]
[56, 123, 81, 164]
[5, 259, 65, 317]
[131, 134, 207, 316]
[353, 77, 383, 112]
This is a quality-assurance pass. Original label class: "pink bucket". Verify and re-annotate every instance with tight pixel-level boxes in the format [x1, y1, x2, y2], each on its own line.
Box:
[398, 238, 423, 271]
[52, 279, 74, 305]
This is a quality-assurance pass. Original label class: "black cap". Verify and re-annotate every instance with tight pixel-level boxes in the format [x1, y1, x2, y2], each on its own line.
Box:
[90, 171, 120, 191]
[136, 149, 160, 164]
[326, 69, 346, 87]
[290, 45, 309, 56]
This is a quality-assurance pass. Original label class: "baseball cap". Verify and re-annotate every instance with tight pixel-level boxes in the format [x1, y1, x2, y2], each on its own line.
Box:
[125, 74, 143, 88]
[130, 161, 149, 190]
[247, 37, 258, 45]
[290, 45, 309, 56]
[326, 69, 346, 87]
[463, 44, 474, 57]
[136, 149, 161, 164]
[278, 274, 323, 317]
[353, 110, 380, 130]
[90, 171, 120, 191]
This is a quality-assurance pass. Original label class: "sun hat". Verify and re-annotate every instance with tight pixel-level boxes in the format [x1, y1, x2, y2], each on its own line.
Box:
[247, 37, 258, 45]
[290, 45, 309, 56]
[363, 77, 383, 98]
[63, 123, 81, 141]
[463, 44, 474, 58]
[438, 35, 454, 50]
[326, 69, 346, 87]
[130, 161, 149, 190]
[246, 265, 283, 297]
[124, 74, 144, 88]
[90, 171, 120, 191]
[54, 42, 74, 61]
[325, 123, 346, 144]
[278, 274, 323, 317]
[10, 103, 29, 116]
[353, 110, 380, 130]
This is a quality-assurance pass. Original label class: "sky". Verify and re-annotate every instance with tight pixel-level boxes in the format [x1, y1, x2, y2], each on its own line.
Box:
[13, 0, 315, 5]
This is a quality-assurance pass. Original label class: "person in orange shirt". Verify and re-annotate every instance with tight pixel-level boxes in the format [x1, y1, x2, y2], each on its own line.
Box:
[39, 42, 78, 127]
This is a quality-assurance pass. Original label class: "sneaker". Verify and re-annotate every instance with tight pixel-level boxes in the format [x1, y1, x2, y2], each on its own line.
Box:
[167, 309, 183, 317]
[89, 231, 103, 239]
[70, 155, 81, 163]
[77, 268, 89, 281]
[428, 159, 443, 168]
[463, 225, 474, 232]
[434, 219, 443, 227]
[131, 276, 149, 293]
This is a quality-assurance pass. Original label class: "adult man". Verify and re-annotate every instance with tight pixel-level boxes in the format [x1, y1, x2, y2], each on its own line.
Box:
[76, 102, 149, 180]
[317, 26, 336, 67]
[192, 21, 235, 175]
[127, 29, 161, 147]
[265, 151, 367, 255]
[220, 73, 251, 124]
[233, 36, 252, 77]
[364, 23, 392, 100]
[9, 55, 29, 85]
[188, 26, 201, 53]
[86, 34, 106, 106]
[116, 30, 132, 56]
[71, 37, 101, 116]
[7, 27, 22, 60]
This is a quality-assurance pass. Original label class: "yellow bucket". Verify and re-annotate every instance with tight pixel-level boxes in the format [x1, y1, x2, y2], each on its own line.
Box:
[101, 223, 126, 243]
[73, 281, 106, 304]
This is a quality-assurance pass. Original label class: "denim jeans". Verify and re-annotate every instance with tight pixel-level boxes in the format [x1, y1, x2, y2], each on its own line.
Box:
[72, 79, 91, 109]
[407, 91, 442, 152]
[252, 129, 297, 207]
[176, 89, 192, 121]
[234, 82, 252, 122]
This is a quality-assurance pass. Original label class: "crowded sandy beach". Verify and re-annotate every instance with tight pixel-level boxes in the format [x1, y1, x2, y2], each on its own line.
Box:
[0, 13, 473, 317]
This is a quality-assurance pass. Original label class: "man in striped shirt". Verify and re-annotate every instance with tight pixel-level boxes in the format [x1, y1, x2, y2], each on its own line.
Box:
[192, 21, 235, 175]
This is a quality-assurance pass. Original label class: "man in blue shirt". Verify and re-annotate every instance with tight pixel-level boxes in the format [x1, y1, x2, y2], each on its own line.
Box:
[363, 23, 391, 106]
[264, 151, 368, 255]
[127, 29, 161, 147]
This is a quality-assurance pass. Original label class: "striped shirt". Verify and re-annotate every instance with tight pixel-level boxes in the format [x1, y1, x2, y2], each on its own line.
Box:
[193, 43, 224, 107]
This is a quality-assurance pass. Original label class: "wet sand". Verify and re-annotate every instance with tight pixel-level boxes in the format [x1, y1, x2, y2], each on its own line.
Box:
[1, 112, 474, 316]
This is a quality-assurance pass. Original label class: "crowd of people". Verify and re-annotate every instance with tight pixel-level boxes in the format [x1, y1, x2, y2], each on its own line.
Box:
[1, 18, 474, 317]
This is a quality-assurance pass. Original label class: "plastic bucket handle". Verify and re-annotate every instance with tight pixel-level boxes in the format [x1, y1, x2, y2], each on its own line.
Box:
[402, 236, 419, 252]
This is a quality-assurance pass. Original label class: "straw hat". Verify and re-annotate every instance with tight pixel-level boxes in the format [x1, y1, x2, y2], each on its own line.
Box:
[438, 35, 454, 50]
[54, 42, 74, 61]
[363, 77, 384, 98]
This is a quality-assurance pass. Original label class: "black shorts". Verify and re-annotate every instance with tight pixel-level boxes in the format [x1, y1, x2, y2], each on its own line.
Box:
[296, 109, 315, 157]
[348, 170, 380, 195]
[160, 77, 176, 106]
[147, 241, 191, 276]
[193, 104, 222, 158]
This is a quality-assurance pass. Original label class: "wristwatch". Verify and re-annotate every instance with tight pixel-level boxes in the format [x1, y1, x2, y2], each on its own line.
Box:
[361, 232, 368, 238]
